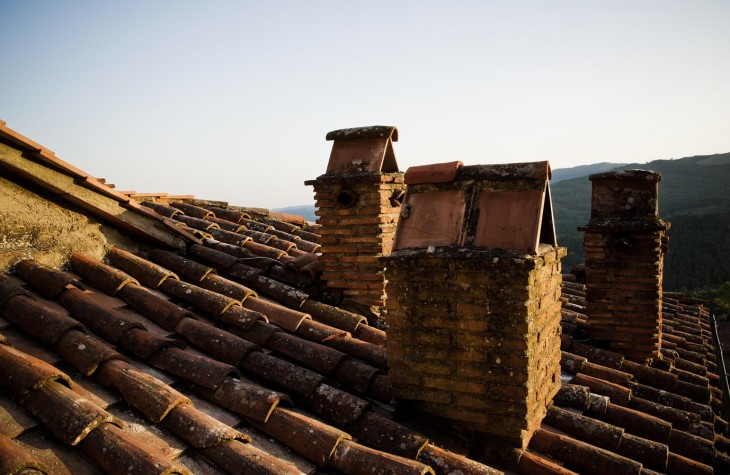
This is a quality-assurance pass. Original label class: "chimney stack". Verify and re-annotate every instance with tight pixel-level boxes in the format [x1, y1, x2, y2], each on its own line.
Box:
[305, 126, 405, 323]
[383, 161, 564, 449]
[580, 170, 670, 363]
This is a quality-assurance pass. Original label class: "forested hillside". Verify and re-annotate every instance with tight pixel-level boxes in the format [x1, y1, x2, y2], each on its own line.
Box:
[552, 153, 730, 290]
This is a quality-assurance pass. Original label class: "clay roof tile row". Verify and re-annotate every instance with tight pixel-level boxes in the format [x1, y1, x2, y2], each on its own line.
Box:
[544, 277, 730, 474]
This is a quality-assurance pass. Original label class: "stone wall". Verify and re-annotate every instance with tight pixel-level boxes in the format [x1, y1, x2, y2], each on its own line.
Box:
[384, 245, 565, 448]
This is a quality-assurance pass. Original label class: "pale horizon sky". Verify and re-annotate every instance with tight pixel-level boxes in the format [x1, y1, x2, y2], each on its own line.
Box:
[2, 1, 729, 209]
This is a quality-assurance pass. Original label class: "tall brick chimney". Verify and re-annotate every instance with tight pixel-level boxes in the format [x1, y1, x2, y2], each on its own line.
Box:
[580, 170, 670, 363]
[383, 161, 565, 449]
[305, 126, 405, 323]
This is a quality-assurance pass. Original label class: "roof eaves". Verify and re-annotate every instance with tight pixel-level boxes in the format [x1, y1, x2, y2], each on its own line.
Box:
[0, 120, 196, 250]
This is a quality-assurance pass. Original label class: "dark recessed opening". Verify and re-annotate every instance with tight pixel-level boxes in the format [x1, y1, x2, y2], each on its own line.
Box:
[612, 236, 633, 252]
[390, 190, 405, 207]
[336, 189, 358, 208]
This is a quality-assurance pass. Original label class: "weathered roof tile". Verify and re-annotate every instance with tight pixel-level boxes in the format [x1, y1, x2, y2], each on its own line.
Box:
[108, 247, 179, 288]
[19, 381, 119, 446]
[148, 346, 238, 390]
[0, 432, 49, 474]
[55, 329, 123, 376]
[1, 292, 84, 345]
[0, 342, 71, 395]
[193, 376, 287, 424]
[175, 318, 258, 366]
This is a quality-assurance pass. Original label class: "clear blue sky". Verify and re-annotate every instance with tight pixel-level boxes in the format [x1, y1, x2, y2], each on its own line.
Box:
[2, 1, 728, 208]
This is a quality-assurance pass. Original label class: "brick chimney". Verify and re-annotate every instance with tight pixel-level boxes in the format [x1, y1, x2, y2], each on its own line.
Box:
[580, 170, 670, 363]
[305, 126, 405, 323]
[383, 161, 565, 449]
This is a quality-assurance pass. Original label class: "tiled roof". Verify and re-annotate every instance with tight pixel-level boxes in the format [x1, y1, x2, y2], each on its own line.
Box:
[1, 122, 728, 474]
[0, 229, 501, 474]
[542, 278, 730, 475]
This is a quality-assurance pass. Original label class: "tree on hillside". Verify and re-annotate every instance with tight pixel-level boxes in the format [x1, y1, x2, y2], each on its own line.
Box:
[713, 282, 730, 320]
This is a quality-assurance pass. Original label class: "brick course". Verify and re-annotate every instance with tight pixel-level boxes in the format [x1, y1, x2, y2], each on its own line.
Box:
[581, 170, 670, 363]
[307, 173, 405, 319]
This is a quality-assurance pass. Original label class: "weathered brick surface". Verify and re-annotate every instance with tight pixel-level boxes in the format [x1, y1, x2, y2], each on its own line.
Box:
[383, 245, 565, 448]
[310, 173, 405, 316]
[581, 171, 670, 363]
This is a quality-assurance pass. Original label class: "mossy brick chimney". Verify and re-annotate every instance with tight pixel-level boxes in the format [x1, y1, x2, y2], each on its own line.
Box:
[305, 126, 405, 322]
[580, 170, 670, 363]
[383, 160, 565, 449]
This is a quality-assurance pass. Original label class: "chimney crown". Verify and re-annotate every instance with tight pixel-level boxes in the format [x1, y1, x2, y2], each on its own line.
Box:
[323, 126, 399, 175]
[393, 160, 556, 254]
[588, 169, 661, 220]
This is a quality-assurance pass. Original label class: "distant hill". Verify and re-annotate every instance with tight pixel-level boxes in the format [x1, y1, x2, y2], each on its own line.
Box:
[551, 162, 624, 183]
[273, 205, 317, 222]
[276, 153, 730, 291]
[552, 152, 730, 290]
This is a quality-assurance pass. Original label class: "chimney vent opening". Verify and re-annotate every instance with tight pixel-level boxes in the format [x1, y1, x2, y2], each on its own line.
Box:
[612, 235, 633, 252]
[335, 189, 358, 208]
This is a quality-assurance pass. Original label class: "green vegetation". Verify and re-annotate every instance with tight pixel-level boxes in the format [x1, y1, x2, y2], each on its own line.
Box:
[689, 282, 730, 321]
[552, 153, 730, 291]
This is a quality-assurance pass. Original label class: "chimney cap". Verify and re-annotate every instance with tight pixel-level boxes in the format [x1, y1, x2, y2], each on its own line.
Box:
[326, 126, 398, 142]
[589, 169, 661, 183]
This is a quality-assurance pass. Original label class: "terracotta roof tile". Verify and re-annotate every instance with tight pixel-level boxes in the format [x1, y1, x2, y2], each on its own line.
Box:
[0, 340, 71, 393]
[0, 432, 49, 474]
[218, 305, 267, 330]
[330, 438, 434, 475]
[169, 202, 214, 219]
[202, 206, 251, 223]
[208, 228, 252, 247]
[240, 350, 324, 398]
[108, 247, 179, 288]
[76, 422, 186, 474]
[55, 330, 123, 375]
[175, 318, 258, 366]
[174, 214, 221, 232]
[148, 346, 237, 390]
[0, 390, 40, 438]
[197, 438, 303, 474]
[531, 428, 643, 475]
[193, 376, 288, 424]
[1, 295, 85, 347]
[250, 407, 349, 466]
[0, 290, 313, 474]
[0, 337, 189, 474]
[13, 428, 99, 475]
[159, 278, 240, 315]
[20, 380, 120, 446]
